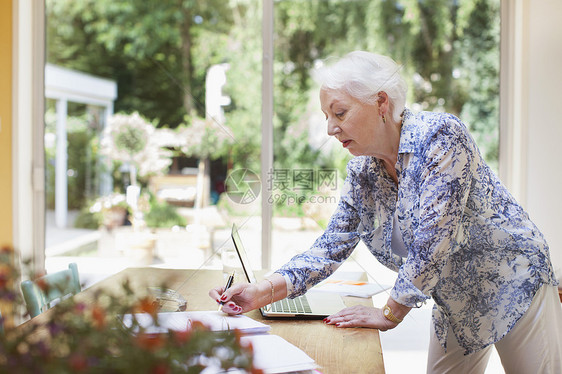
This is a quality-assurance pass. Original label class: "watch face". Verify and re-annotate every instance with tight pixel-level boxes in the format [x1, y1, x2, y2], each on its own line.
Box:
[384, 309, 390, 316]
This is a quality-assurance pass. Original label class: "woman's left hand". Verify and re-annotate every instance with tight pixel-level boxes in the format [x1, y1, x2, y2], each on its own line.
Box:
[324, 305, 398, 331]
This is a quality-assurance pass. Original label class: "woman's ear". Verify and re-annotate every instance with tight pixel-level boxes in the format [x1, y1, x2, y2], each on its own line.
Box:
[376, 91, 390, 113]
[376, 91, 389, 104]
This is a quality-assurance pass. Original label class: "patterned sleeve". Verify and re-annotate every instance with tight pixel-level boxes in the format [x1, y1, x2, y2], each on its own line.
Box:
[275, 164, 362, 298]
[391, 117, 477, 307]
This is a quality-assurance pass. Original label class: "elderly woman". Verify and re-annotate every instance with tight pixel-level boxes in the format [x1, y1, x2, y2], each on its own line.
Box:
[210, 51, 561, 373]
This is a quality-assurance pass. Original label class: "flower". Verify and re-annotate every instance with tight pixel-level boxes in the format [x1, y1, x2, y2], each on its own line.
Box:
[101, 112, 173, 184]
[0, 264, 12, 288]
[89, 193, 129, 229]
[135, 333, 165, 351]
[89, 193, 127, 214]
[134, 296, 158, 317]
[1, 245, 13, 254]
[69, 353, 89, 371]
[0, 248, 257, 372]
[177, 116, 233, 160]
[150, 362, 171, 374]
[102, 112, 151, 163]
[91, 304, 107, 329]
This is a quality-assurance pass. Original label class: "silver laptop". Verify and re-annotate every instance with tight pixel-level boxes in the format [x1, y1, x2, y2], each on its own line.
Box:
[231, 224, 347, 319]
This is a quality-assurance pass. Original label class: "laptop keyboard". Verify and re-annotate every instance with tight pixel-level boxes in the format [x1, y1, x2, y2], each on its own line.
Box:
[269, 295, 312, 314]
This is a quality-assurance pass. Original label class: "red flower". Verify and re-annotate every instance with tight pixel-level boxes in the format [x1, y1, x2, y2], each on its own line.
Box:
[135, 296, 158, 317]
[172, 328, 191, 345]
[36, 277, 49, 292]
[190, 320, 207, 331]
[151, 362, 170, 374]
[74, 302, 87, 314]
[69, 353, 88, 371]
[0, 245, 13, 254]
[91, 305, 106, 329]
[244, 340, 254, 354]
[233, 328, 244, 343]
[136, 333, 165, 351]
[0, 274, 8, 288]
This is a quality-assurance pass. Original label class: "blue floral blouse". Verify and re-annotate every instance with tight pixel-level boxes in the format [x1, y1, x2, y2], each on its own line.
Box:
[276, 109, 558, 354]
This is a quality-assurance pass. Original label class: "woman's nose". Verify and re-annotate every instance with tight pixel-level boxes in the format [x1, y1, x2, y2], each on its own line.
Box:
[327, 119, 341, 136]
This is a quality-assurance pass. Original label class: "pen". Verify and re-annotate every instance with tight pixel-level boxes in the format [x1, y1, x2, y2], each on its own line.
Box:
[218, 271, 235, 311]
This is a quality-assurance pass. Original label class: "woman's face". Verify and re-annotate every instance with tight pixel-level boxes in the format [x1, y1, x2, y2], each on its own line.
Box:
[320, 87, 383, 157]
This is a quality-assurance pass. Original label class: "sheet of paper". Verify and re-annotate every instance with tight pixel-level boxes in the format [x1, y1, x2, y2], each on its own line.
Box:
[312, 271, 391, 298]
[121, 311, 271, 335]
[240, 334, 318, 374]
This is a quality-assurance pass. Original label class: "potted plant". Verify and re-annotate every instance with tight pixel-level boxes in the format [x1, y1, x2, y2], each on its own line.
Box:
[0, 246, 260, 373]
[101, 112, 173, 229]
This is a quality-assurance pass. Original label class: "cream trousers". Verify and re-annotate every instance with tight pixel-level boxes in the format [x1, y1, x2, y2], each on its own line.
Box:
[427, 284, 562, 374]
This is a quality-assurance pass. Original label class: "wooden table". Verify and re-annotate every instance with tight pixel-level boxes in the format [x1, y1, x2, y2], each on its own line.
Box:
[29, 267, 386, 373]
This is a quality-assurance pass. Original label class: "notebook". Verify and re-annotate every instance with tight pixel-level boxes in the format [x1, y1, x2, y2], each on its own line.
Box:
[240, 334, 318, 373]
[231, 224, 347, 319]
[121, 311, 271, 335]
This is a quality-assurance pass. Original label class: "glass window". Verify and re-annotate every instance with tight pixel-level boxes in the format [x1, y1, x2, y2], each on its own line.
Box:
[270, 0, 500, 272]
[44, 0, 264, 280]
[44, 0, 500, 282]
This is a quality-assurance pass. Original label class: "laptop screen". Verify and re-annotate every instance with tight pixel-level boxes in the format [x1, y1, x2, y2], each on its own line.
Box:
[230, 224, 350, 318]
[231, 224, 259, 284]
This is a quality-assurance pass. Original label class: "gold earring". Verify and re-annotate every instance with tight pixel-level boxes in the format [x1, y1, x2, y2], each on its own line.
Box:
[382, 115, 386, 124]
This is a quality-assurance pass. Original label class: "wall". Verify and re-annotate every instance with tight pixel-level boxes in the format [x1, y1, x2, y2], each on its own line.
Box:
[525, 0, 562, 275]
[0, 0, 13, 247]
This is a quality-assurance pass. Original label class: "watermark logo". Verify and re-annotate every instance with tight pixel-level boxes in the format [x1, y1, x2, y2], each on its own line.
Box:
[225, 168, 261, 204]
[267, 168, 338, 192]
[225, 168, 339, 206]
[267, 168, 338, 206]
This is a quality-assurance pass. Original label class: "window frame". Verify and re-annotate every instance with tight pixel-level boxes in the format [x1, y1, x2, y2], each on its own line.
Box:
[17, 0, 515, 271]
[13, 0, 46, 274]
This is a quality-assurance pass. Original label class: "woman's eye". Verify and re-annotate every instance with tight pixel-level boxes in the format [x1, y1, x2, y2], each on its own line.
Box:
[335, 111, 346, 119]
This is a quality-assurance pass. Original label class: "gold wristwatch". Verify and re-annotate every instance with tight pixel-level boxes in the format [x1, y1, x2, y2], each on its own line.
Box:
[383, 304, 403, 324]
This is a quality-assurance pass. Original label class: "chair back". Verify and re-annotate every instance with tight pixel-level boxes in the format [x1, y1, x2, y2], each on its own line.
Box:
[21, 263, 81, 318]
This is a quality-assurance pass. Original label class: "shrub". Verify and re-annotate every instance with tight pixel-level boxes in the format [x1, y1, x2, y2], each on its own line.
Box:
[144, 199, 187, 229]
[0, 246, 258, 373]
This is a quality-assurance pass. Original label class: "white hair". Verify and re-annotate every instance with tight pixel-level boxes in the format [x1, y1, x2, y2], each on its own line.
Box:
[313, 51, 407, 122]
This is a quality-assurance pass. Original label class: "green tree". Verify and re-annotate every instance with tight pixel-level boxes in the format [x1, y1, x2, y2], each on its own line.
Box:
[457, 0, 500, 171]
[271, 0, 500, 170]
[47, 0, 235, 126]
[219, 0, 263, 173]
[47, 0, 500, 192]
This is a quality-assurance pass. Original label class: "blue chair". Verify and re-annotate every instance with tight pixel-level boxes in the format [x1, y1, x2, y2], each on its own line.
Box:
[21, 263, 81, 318]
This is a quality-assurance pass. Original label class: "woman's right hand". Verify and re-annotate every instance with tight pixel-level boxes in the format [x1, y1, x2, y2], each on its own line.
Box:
[209, 282, 262, 315]
[209, 273, 288, 315]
